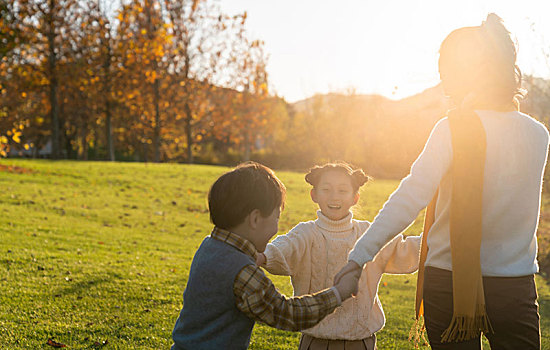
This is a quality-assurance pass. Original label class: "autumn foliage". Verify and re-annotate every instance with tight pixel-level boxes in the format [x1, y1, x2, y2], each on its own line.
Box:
[1, 0, 279, 163]
[2, 1, 549, 180]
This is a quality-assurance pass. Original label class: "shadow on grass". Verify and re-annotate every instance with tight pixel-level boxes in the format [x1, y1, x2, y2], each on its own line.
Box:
[53, 273, 123, 297]
[540, 278, 550, 321]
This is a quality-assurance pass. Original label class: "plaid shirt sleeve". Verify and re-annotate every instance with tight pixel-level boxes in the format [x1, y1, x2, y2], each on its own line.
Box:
[233, 264, 340, 331]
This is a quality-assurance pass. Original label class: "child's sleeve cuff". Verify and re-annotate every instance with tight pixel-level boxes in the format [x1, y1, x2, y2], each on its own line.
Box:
[329, 286, 342, 305]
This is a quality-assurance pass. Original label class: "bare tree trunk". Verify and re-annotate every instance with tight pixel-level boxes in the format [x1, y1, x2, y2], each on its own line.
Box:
[242, 91, 251, 161]
[47, 0, 60, 159]
[105, 99, 114, 161]
[80, 118, 88, 160]
[243, 131, 251, 161]
[153, 78, 161, 162]
[98, 0, 115, 161]
[145, 0, 161, 163]
[184, 97, 193, 163]
[104, 46, 115, 161]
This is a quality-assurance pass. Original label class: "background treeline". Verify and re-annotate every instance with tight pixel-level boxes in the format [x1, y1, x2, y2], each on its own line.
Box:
[1, 0, 550, 179]
[0, 0, 278, 164]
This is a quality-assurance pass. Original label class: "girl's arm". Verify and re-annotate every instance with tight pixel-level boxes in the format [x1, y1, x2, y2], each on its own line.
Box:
[348, 118, 452, 267]
[262, 223, 313, 276]
[374, 234, 421, 274]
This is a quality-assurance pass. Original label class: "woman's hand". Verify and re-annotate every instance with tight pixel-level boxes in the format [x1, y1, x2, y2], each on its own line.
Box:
[333, 269, 360, 301]
[333, 260, 362, 285]
[255, 252, 267, 266]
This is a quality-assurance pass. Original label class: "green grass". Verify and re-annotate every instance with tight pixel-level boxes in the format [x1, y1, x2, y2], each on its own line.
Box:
[0, 159, 548, 349]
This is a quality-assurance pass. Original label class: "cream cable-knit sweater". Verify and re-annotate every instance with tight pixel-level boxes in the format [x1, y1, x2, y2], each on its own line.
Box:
[263, 210, 421, 340]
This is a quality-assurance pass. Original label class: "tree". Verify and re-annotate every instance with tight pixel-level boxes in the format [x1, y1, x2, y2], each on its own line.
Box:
[96, 0, 118, 161]
[5, 0, 84, 159]
[115, 0, 172, 162]
[163, 0, 247, 163]
[1, 0, 290, 164]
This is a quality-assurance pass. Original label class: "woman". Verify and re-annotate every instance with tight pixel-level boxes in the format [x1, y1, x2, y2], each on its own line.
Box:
[335, 13, 548, 349]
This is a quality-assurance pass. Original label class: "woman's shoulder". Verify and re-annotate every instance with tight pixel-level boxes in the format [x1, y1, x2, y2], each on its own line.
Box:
[509, 111, 550, 143]
[484, 110, 547, 130]
[429, 117, 452, 139]
[520, 111, 549, 134]
[352, 219, 371, 232]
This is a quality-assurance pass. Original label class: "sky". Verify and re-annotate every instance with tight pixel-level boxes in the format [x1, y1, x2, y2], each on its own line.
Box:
[219, 0, 550, 102]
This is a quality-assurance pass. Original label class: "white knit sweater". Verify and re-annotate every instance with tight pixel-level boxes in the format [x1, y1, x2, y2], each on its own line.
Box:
[349, 110, 549, 277]
[263, 210, 420, 340]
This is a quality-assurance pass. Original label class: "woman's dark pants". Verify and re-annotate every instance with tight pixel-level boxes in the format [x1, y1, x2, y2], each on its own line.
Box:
[423, 266, 540, 349]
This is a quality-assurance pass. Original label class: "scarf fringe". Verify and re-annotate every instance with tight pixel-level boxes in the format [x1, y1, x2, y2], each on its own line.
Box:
[408, 316, 430, 348]
[440, 312, 493, 343]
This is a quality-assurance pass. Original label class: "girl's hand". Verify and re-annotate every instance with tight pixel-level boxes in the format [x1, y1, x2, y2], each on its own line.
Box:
[333, 260, 362, 285]
[255, 252, 267, 266]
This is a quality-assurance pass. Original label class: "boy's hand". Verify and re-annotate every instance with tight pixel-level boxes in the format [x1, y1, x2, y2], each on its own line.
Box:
[333, 260, 362, 285]
[255, 252, 266, 266]
[333, 270, 360, 301]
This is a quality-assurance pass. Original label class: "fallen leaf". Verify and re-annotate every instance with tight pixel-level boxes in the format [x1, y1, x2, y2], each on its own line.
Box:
[93, 340, 109, 347]
[46, 338, 67, 348]
[0, 164, 33, 174]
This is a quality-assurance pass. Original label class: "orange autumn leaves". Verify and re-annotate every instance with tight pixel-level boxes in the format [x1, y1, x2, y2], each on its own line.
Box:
[1, 0, 273, 162]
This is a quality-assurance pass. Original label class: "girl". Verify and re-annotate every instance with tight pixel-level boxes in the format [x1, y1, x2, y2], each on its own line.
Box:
[336, 14, 549, 349]
[256, 162, 421, 350]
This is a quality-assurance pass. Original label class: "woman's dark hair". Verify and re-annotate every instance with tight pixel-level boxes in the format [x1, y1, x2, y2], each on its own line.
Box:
[208, 161, 286, 230]
[305, 162, 370, 193]
[438, 13, 523, 107]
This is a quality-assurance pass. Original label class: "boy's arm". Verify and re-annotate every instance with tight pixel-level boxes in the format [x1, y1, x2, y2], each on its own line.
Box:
[262, 225, 311, 276]
[233, 264, 341, 331]
[375, 234, 422, 274]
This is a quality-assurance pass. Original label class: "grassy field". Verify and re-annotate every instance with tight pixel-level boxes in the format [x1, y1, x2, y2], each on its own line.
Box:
[0, 159, 548, 349]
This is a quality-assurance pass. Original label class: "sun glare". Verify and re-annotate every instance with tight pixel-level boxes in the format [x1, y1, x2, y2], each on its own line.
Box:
[220, 0, 550, 102]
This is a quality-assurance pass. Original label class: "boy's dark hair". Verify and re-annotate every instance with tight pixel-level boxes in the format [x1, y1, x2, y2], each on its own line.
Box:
[305, 161, 370, 193]
[208, 161, 286, 230]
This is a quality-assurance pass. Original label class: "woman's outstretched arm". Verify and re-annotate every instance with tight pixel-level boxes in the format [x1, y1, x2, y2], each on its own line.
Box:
[336, 118, 452, 285]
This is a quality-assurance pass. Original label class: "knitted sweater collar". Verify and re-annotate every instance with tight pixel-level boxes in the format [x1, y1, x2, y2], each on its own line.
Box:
[315, 210, 354, 232]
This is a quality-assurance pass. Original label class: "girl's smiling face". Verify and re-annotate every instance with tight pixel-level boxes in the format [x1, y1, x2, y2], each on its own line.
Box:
[311, 170, 359, 221]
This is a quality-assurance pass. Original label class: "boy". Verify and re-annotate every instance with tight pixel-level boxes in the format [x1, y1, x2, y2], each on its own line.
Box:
[171, 162, 359, 349]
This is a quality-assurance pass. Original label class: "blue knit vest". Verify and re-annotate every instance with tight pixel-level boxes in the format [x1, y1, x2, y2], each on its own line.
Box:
[171, 236, 256, 350]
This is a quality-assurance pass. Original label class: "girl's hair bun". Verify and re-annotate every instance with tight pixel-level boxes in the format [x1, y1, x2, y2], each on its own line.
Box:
[305, 166, 323, 187]
[305, 162, 371, 191]
[351, 169, 370, 188]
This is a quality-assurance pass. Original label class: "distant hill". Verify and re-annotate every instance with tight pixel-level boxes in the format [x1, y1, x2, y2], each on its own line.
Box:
[288, 78, 550, 178]
[289, 85, 450, 178]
